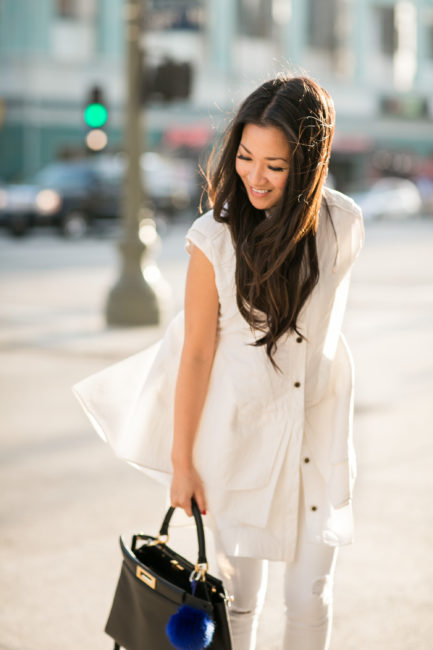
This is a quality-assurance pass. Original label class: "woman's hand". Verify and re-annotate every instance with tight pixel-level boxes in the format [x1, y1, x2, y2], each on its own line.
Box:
[170, 464, 207, 517]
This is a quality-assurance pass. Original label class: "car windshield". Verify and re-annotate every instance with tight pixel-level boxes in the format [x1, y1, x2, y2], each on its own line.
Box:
[32, 164, 94, 190]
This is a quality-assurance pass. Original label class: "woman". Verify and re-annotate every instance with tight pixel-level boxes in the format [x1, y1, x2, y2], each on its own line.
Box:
[74, 75, 364, 650]
[169, 76, 364, 650]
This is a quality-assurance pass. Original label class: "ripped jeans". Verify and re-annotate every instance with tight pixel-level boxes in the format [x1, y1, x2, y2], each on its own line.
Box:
[216, 504, 339, 650]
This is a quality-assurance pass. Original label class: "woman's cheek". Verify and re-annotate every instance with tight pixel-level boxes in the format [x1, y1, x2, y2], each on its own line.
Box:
[235, 160, 247, 179]
[275, 172, 289, 190]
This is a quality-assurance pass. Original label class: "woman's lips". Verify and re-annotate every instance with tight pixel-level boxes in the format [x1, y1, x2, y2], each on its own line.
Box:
[250, 186, 272, 198]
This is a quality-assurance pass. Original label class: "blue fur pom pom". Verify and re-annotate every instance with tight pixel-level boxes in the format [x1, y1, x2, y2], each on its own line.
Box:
[166, 604, 215, 650]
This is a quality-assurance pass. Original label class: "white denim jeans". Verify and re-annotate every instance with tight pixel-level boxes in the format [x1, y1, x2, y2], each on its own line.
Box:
[216, 502, 339, 650]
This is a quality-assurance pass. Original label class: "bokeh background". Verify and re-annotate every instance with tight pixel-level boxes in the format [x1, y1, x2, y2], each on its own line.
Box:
[1, 1, 433, 649]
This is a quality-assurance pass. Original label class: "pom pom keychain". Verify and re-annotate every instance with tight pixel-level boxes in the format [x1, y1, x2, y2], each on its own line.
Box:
[166, 578, 215, 650]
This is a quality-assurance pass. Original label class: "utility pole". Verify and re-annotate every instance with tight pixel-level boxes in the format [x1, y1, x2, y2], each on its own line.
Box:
[105, 0, 161, 326]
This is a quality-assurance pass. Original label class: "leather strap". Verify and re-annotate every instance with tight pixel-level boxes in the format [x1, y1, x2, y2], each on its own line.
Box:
[159, 498, 207, 565]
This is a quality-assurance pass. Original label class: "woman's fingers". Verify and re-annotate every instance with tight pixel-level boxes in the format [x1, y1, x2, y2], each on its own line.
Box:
[193, 489, 207, 516]
[171, 496, 194, 517]
[184, 499, 193, 517]
[170, 468, 207, 517]
[171, 495, 206, 518]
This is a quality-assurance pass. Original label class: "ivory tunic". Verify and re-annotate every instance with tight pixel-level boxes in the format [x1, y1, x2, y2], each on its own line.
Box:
[73, 186, 364, 562]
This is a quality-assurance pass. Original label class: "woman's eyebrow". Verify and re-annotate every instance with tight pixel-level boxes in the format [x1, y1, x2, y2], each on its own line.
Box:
[239, 142, 288, 162]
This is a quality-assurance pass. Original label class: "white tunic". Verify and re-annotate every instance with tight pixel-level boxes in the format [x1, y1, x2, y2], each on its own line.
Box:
[73, 187, 364, 562]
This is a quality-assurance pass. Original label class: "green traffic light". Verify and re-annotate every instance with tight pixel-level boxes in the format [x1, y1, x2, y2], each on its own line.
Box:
[84, 102, 108, 128]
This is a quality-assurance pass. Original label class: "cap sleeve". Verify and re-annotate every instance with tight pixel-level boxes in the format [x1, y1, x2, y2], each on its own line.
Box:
[184, 210, 220, 265]
[185, 226, 213, 264]
[323, 189, 364, 275]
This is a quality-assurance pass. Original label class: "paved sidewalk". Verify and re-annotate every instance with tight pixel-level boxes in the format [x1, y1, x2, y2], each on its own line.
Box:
[1, 217, 433, 649]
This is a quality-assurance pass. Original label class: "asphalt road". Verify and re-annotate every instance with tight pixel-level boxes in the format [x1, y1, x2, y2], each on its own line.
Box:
[1, 215, 432, 650]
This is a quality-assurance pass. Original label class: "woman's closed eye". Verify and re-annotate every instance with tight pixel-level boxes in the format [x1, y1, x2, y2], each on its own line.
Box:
[236, 154, 287, 173]
[268, 165, 286, 172]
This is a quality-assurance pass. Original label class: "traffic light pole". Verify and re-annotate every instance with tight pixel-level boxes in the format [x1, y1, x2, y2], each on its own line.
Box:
[105, 0, 161, 326]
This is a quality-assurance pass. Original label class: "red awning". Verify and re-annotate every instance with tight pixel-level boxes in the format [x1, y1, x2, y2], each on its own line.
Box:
[332, 133, 374, 153]
[163, 124, 213, 148]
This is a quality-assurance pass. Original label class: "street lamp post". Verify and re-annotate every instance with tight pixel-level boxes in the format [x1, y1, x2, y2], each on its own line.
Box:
[105, 0, 161, 326]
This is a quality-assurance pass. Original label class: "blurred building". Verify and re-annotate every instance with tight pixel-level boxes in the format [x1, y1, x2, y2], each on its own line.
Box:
[0, 0, 432, 190]
[0, 0, 124, 181]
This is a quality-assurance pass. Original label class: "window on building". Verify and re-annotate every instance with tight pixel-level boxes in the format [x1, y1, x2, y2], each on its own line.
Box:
[52, 0, 98, 60]
[55, 0, 97, 20]
[148, 0, 204, 31]
[55, 0, 78, 18]
[307, 0, 337, 50]
[237, 0, 273, 38]
[375, 5, 397, 57]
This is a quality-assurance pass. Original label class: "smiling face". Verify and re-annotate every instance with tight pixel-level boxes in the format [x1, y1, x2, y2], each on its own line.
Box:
[235, 123, 290, 211]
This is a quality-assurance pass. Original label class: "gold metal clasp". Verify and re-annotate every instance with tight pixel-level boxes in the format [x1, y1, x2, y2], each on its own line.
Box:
[189, 562, 208, 583]
[145, 534, 169, 547]
[136, 566, 156, 590]
[170, 559, 185, 571]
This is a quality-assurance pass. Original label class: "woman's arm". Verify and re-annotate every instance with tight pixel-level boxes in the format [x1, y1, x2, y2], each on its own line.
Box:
[170, 243, 219, 517]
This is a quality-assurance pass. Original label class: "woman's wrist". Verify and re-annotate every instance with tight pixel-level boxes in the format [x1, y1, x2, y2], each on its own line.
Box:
[171, 451, 194, 472]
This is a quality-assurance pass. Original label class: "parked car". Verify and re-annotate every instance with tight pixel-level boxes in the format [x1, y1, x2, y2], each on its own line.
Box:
[0, 153, 200, 238]
[351, 177, 422, 221]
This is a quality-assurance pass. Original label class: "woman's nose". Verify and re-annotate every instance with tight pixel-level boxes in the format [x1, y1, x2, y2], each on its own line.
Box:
[248, 164, 266, 186]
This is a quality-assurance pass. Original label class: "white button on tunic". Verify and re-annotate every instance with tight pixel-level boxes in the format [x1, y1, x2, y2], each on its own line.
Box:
[72, 187, 364, 562]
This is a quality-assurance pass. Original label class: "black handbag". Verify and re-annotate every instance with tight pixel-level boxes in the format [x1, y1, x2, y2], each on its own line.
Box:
[105, 498, 233, 650]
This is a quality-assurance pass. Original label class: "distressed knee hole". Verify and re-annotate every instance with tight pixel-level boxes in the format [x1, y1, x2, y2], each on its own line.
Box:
[312, 577, 327, 596]
[312, 575, 333, 605]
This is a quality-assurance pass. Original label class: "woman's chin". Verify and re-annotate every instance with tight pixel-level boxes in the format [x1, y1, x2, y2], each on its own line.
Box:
[248, 194, 276, 210]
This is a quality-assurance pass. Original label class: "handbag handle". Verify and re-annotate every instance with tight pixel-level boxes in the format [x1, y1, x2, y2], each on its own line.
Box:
[159, 498, 207, 566]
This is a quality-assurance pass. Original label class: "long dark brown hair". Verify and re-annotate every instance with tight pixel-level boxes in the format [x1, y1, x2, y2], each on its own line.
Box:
[206, 76, 335, 368]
